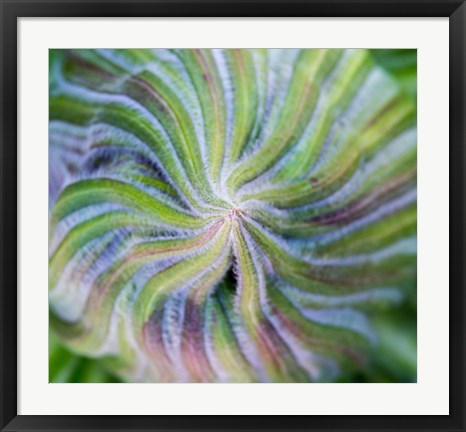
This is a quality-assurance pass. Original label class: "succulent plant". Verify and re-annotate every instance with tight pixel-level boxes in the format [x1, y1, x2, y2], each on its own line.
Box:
[49, 49, 416, 383]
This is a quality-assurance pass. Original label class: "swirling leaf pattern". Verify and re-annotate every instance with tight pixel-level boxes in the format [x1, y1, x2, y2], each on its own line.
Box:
[49, 49, 416, 383]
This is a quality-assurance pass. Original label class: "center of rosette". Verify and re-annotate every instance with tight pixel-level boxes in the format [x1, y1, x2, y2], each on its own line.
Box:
[226, 206, 243, 222]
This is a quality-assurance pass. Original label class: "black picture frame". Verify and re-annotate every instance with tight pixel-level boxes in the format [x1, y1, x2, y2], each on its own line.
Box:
[1, 1, 464, 431]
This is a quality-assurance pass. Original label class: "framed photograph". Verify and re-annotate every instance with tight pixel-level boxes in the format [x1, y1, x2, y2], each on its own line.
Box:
[1, 0, 464, 431]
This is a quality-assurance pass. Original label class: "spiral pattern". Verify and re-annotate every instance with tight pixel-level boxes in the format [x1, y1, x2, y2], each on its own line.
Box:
[49, 49, 416, 382]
